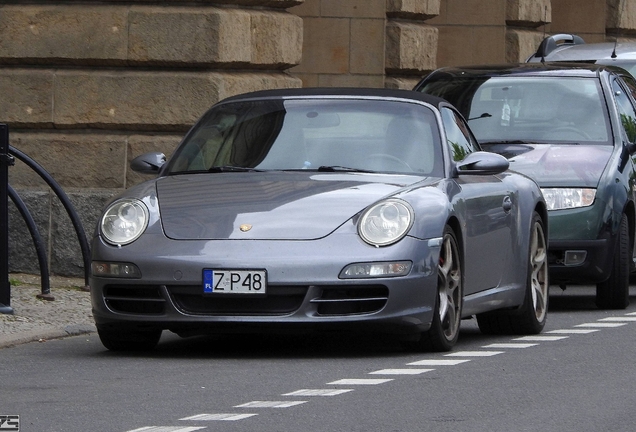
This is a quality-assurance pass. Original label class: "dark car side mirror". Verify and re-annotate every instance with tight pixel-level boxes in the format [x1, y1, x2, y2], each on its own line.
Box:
[131, 152, 166, 174]
[456, 151, 509, 176]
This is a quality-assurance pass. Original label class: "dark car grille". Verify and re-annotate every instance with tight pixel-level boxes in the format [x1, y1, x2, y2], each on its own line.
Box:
[103, 285, 166, 315]
[103, 284, 389, 317]
[311, 286, 388, 315]
[168, 285, 307, 315]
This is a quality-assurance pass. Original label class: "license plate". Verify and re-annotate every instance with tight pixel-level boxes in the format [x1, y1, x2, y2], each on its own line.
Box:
[203, 269, 267, 295]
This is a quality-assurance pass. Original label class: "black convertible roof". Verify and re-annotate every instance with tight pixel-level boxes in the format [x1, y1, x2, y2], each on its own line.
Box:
[220, 87, 449, 109]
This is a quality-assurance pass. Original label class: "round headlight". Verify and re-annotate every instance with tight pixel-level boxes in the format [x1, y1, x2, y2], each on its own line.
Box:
[358, 199, 413, 246]
[100, 198, 149, 246]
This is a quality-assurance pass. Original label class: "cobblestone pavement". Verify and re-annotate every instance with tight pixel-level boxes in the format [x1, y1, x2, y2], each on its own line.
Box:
[0, 273, 95, 348]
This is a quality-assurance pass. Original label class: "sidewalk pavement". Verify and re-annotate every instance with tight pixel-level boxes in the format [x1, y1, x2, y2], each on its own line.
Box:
[0, 273, 95, 349]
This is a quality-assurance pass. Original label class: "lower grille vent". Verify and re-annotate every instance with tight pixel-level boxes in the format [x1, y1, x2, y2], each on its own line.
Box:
[168, 285, 307, 315]
[104, 285, 166, 315]
[311, 286, 388, 315]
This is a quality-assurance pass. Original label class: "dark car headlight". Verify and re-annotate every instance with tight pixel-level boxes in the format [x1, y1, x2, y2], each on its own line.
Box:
[358, 199, 413, 246]
[100, 198, 149, 246]
[541, 188, 596, 210]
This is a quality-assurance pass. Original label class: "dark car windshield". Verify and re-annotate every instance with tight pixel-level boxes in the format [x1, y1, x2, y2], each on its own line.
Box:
[166, 98, 444, 177]
[419, 76, 612, 145]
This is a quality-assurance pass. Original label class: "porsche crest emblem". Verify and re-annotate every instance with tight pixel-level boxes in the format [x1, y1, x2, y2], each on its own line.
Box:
[239, 224, 253, 232]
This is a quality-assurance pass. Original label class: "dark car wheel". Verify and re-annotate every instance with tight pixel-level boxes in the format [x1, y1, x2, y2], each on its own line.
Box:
[596, 214, 630, 310]
[405, 226, 463, 352]
[97, 326, 162, 352]
[477, 211, 548, 334]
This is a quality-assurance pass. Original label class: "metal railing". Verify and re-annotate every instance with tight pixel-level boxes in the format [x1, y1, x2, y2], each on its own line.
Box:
[0, 124, 91, 314]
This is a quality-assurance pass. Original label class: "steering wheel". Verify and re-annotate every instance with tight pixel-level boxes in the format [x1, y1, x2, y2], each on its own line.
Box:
[363, 153, 412, 171]
[549, 127, 591, 141]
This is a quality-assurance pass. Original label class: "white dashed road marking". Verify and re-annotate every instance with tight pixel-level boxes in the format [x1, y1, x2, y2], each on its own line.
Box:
[128, 427, 206, 432]
[369, 368, 434, 375]
[513, 335, 568, 342]
[328, 378, 393, 385]
[576, 322, 627, 328]
[599, 317, 636, 322]
[234, 401, 307, 408]
[180, 414, 258, 421]
[548, 329, 599, 334]
[445, 351, 504, 357]
[407, 359, 470, 366]
[283, 389, 354, 396]
[483, 343, 538, 349]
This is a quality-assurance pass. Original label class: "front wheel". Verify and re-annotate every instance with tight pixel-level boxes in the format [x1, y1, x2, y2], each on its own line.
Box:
[477, 211, 548, 334]
[596, 214, 630, 310]
[97, 326, 162, 352]
[404, 226, 463, 352]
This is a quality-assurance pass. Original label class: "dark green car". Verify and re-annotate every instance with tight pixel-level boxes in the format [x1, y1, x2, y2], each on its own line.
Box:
[416, 63, 636, 309]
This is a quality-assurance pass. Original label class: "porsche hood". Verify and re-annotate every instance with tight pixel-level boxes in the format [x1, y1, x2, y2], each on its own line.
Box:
[156, 172, 429, 240]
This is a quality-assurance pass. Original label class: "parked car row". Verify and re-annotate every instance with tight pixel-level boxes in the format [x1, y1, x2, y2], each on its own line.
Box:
[89, 34, 635, 352]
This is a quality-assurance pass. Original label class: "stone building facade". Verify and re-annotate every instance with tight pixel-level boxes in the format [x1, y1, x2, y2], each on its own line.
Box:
[3, 0, 635, 276]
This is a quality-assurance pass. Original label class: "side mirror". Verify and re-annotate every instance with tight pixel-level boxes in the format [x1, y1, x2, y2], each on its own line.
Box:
[131, 152, 166, 174]
[456, 151, 509, 176]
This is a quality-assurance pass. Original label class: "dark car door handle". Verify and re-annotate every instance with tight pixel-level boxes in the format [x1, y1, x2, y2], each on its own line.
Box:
[502, 196, 512, 212]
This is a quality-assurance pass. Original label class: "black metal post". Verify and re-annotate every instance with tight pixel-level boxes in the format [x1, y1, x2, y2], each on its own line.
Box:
[0, 124, 14, 314]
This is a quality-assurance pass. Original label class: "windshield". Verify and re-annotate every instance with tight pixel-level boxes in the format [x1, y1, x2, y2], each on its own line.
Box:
[419, 76, 611, 145]
[166, 98, 444, 177]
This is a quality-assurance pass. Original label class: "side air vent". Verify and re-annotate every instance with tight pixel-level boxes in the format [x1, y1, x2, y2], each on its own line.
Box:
[103, 285, 166, 315]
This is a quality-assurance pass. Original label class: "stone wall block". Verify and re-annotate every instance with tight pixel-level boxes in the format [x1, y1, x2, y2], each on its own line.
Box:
[8, 133, 127, 189]
[68, 0, 302, 5]
[52, 71, 215, 130]
[385, 21, 438, 74]
[289, 17, 350, 74]
[350, 18, 385, 74]
[52, 71, 301, 130]
[192, 0, 303, 7]
[432, 0, 504, 26]
[0, 69, 53, 126]
[50, 189, 117, 277]
[51, 72, 208, 130]
[0, 5, 128, 64]
[321, 0, 386, 18]
[8, 190, 50, 276]
[251, 11, 303, 67]
[387, 0, 441, 20]
[607, 0, 636, 34]
[128, 8, 252, 66]
[506, 29, 545, 63]
[506, 0, 551, 28]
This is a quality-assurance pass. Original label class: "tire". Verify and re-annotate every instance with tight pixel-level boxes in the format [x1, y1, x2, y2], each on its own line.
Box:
[477, 211, 549, 334]
[405, 226, 463, 352]
[97, 326, 162, 352]
[596, 214, 630, 310]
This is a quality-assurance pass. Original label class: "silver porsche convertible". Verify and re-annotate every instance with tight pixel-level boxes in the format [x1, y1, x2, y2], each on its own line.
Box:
[90, 88, 549, 352]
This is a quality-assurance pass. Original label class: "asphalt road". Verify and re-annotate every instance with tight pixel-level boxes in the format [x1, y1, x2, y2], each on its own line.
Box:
[1, 285, 636, 432]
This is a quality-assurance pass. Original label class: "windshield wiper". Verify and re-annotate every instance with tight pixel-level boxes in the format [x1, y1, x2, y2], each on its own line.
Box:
[208, 166, 262, 173]
[317, 165, 373, 173]
[479, 140, 537, 145]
